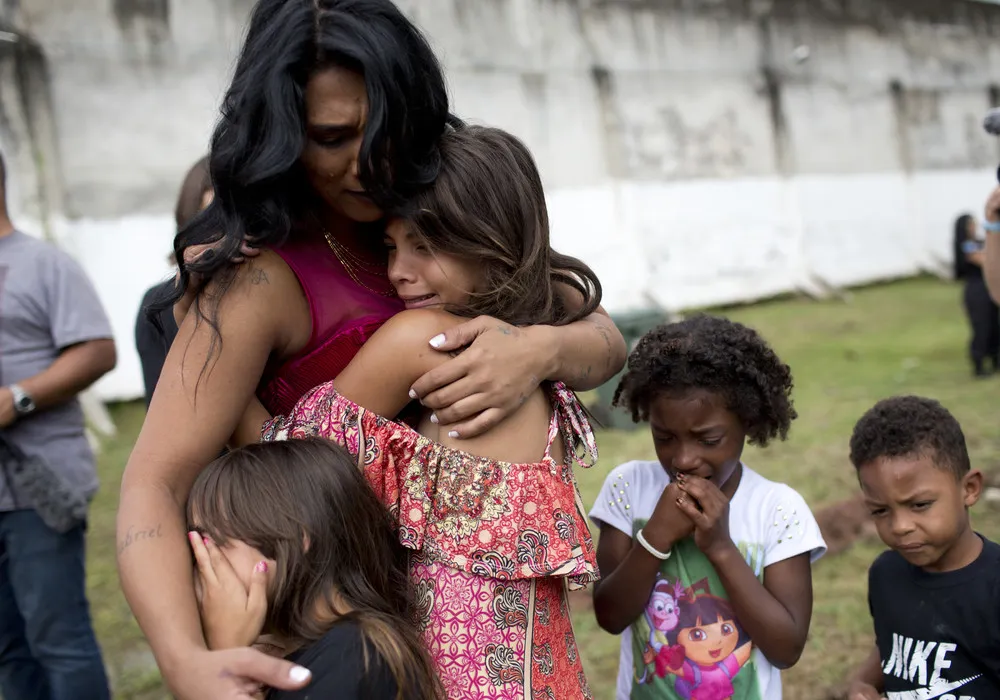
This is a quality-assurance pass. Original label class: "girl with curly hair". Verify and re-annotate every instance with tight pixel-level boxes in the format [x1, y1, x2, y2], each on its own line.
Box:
[589, 315, 827, 700]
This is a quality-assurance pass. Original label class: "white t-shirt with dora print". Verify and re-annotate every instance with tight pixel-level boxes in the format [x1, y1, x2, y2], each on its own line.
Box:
[590, 460, 827, 700]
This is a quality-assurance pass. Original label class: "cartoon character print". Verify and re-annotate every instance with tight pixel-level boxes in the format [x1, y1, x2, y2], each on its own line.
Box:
[636, 576, 687, 685]
[661, 581, 753, 700]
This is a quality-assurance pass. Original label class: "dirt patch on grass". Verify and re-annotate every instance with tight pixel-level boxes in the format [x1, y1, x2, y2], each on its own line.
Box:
[815, 495, 876, 557]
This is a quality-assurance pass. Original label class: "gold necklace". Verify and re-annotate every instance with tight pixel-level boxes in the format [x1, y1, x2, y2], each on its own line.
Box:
[321, 228, 396, 298]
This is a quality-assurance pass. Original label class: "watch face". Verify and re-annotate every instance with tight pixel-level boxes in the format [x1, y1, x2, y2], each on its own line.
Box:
[16, 397, 31, 409]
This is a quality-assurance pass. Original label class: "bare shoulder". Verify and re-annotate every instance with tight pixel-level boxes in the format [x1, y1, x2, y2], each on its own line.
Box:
[361, 309, 461, 368]
[197, 249, 310, 352]
[374, 308, 456, 339]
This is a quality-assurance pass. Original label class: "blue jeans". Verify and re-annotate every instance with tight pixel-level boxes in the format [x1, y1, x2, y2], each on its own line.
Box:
[0, 509, 110, 700]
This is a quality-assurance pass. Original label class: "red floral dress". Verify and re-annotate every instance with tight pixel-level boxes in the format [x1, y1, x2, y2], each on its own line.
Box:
[262, 382, 599, 700]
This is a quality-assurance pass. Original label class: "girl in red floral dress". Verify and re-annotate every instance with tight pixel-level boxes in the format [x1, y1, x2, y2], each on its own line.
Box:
[254, 125, 606, 699]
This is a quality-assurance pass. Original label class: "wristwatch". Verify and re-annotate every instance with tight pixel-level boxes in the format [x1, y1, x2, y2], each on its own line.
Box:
[9, 384, 35, 417]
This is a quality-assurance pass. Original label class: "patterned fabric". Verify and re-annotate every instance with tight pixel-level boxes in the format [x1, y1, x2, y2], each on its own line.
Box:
[262, 382, 599, 699]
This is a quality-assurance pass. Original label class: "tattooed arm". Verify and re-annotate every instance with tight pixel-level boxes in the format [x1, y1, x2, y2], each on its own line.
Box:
[118, 253, 313, 698]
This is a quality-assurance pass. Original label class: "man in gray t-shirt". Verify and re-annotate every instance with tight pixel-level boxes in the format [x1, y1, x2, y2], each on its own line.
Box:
[0, 157, 115, 700]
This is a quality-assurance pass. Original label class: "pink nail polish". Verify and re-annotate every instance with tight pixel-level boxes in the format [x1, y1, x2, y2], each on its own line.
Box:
[202, 536, 211, 545]
[255, 561, 268, 573]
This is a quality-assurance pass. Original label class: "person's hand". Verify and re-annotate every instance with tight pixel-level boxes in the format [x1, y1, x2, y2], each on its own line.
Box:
[643, 482, 695, 551]
[847, 681, 883, 700]
[172, 240, 262, 327]
[986, 186, 1000, 224]
[674, 474, 733, 559]
[408, 317, 552, 438]
[168, 646, 312, 700]
[0, 387, 15, 428]
[189, 532, 269, 650]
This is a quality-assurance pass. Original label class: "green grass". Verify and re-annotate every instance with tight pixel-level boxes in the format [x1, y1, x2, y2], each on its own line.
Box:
[86, 276, 1000, 699]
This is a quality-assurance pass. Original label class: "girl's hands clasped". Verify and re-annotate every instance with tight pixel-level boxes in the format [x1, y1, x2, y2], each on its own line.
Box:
[189, 532, 269, 650]
[674, 474, 735, 559]
[644, 481, 695, 549]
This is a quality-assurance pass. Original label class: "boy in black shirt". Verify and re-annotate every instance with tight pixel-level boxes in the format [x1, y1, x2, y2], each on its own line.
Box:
[846, 396, 1000, 700]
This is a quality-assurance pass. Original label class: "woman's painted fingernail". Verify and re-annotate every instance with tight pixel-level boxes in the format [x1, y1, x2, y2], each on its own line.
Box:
[289, 666, 311, 683]
[408, 389, 418, 400]
[429, 334, 445, 348]
[203, 536, 211, 546]
[429, 413, 439, 424]
[255, 561, 268, 573]
[187, 531, 197, 542]
[448, 430, 460, 439]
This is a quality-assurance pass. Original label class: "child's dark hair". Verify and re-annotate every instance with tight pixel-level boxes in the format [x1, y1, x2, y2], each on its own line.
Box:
[404, 124, 601, 327]
[666, 594, 749, 648]
[849, 396, 970, 478]
[612, 314, 796, 446]
[187, 438, 442, 700]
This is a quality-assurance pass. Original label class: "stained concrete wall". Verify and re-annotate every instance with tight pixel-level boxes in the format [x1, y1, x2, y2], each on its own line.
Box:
[1, 0, 998, 399]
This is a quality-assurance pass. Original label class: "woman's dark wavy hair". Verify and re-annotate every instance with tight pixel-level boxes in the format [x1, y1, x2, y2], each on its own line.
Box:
[953, 213, 975, 280]
[406, 125, 601, 326]
[150, 0, 454, 336]
[188, 438, 443, 700]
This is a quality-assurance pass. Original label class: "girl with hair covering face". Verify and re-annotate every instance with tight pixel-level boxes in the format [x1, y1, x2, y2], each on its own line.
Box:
[116, 2, 626, 698]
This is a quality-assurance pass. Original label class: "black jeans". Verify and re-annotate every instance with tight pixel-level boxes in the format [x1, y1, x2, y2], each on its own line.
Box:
[963, 276, 1000, 373]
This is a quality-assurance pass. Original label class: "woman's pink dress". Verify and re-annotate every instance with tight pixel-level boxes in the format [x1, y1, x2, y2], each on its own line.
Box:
[257, 233, 402, 416]
[262, 382, 599, 700]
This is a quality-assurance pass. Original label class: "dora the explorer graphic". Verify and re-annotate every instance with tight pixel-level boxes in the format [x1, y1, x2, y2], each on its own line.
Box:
[635, 577, 754, 700]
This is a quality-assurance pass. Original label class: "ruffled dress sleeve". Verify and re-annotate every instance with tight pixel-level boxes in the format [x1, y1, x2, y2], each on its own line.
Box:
[262, 381, 600, 590]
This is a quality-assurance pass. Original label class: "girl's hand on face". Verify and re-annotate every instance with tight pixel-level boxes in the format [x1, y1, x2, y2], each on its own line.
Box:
[408, 316, 551, 438]
[674, 474, 734, 559]
[189, 532, 269, 650]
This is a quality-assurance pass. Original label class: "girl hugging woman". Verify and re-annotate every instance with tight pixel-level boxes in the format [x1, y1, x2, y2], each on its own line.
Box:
[241, 125, 604, 700]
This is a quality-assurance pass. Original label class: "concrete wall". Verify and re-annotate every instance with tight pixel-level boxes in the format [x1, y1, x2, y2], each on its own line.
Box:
[1, 0, 998, 399]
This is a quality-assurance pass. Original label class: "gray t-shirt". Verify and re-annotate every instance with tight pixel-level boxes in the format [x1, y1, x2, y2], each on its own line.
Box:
[0, 231, 113, 511]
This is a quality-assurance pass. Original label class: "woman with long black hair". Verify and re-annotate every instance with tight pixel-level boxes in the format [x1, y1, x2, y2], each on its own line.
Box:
[954, 213, 999, 377]
[116, 2, 626, 698]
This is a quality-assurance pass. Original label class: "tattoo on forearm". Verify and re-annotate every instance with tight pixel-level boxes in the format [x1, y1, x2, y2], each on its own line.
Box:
[117, 523, 164, 556]
[249, 268, 269, 285]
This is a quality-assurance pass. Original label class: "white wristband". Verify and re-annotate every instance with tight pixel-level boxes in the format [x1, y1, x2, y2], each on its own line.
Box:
[636, 529, 672, 561]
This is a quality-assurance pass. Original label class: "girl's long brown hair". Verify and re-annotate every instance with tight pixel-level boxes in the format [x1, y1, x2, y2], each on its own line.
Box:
[187, 438, 442, 700]
[405, 125, 602, 327]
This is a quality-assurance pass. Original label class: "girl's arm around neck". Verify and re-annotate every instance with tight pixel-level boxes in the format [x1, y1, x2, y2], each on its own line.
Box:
[332, 308, 460, 417]
[705, 543, 813, 669]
